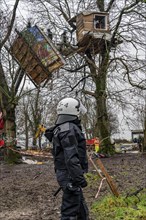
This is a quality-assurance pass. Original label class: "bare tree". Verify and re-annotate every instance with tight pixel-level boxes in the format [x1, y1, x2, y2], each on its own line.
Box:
[16, 79, 59, 150]
[25, 0, 145, 153]
[1, 0, 145, 158]
[0, 0, 34, 162]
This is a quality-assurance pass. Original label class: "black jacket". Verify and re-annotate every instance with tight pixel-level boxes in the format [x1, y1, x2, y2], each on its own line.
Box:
[45, 118, 88, 187]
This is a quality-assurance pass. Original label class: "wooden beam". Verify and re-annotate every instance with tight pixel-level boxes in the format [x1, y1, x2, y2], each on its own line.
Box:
[96, 158, 120, 197]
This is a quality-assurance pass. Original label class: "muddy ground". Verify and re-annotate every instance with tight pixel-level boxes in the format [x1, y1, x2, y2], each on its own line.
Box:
[0, 152, 146, 220]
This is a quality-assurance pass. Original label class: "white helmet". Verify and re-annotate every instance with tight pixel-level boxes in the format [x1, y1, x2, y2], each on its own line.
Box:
[57, 98, 87, 116]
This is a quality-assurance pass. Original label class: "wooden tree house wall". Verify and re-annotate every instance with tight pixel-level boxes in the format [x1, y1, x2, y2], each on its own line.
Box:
[73, 11, 111, 55]
[10, 26, 65, 87]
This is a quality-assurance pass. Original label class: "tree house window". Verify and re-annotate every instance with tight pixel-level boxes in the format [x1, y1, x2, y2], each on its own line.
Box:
[94, 15, 107, 30]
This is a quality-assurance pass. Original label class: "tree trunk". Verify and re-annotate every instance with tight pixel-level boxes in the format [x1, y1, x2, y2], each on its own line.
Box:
[87, 50, 113, 154]
[38, 136, 42, 150]
[143, 116, 146, 152]
[24, 112, 29, 150]
[97, 51, 112, 152]
[4, 107, 21, 163]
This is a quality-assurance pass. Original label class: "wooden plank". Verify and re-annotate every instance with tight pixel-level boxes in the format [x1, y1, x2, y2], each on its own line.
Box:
[15, 29, 55, 75]
[5, 45, 39, 88]
[11, 36, 24, 54]
[21, 51, 34, 69]
[77, 31, 84, 42]
[19, 47, 30, 66]
[76, 14, 83, 23]
[28, 66, 41, 79]
[32, 65, 48, 81]
[77, 19, 84, 27]
[48, 60, 63, 72]
[15, 43, 29, 62]
[26, 68, 48, 86]
[77, 28, 84, 34]
[77, 25, 84, 32]
[83, 15, 93, 22]
[10, 26, 65, 86]
[84, 22, 94, 30]
[88, 156, 103, 178]
[25, 58, 38, 73]
[29, 65, 48, 83]
[96, 158, 120, 197]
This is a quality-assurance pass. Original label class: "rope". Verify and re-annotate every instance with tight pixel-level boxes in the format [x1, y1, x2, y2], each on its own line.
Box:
[95, 177, 106, 198]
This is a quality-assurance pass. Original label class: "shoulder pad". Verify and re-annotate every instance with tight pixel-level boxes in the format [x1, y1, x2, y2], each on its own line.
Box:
[59, 122, 70, 133]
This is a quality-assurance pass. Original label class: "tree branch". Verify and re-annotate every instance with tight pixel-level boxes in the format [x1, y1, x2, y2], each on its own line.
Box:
[111, 58, 146, 90]
[69, 75, 90, 91]
[106, 0, 116, 12]
[63, 64, 86, 72]
[82, 89, 96, 97]
[0, 0, 20, 49]
[111, 1, 140, 42]
[96, 0, 105, 11]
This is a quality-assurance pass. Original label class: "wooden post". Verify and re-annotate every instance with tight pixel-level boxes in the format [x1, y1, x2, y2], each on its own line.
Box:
[96, 158, 120, 197]
[88, 156, 103, 178]
[88, 153, 120, 197]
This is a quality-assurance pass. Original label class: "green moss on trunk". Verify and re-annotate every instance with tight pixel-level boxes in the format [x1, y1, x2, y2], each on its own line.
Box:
[4, 148, 21, 164]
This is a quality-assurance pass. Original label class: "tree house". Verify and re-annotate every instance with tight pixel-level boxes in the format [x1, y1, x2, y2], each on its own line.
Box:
[9, 25, 65, 87]
[69, 11, 112, 55]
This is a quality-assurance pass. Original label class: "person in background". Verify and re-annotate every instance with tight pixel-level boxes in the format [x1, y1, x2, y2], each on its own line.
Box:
[94, 137, 100, 154]
[45, 97, 89, 220]
[137, 138, 142, 152]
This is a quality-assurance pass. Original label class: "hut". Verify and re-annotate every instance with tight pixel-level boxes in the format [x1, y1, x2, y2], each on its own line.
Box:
[69, 11, 112, 54]
[9, 25, 65, 87]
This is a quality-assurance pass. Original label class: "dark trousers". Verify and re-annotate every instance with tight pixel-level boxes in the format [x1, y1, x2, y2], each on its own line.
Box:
[56, 170, 89, 220]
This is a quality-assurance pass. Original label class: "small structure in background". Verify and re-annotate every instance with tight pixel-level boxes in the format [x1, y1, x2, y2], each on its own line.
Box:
[9, 25, 65, 87]
[131, 129, 144, 141]
[69, 11, 112, 55]
[131, 129, 144, 152]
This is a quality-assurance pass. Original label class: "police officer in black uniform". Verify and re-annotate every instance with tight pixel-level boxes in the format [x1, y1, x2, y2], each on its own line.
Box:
[45, 97, 89, 220]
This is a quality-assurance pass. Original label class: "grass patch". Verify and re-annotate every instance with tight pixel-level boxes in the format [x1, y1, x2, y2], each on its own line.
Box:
[91, 189, 146, 220]
[85, 172, 100, 186]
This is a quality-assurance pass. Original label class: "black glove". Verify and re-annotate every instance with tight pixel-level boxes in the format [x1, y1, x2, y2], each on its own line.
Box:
[66, 182, 80, 192]
[80, 178, 88, 188]
[45, 126, 56, 142]
[73, 176, 88, 188]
